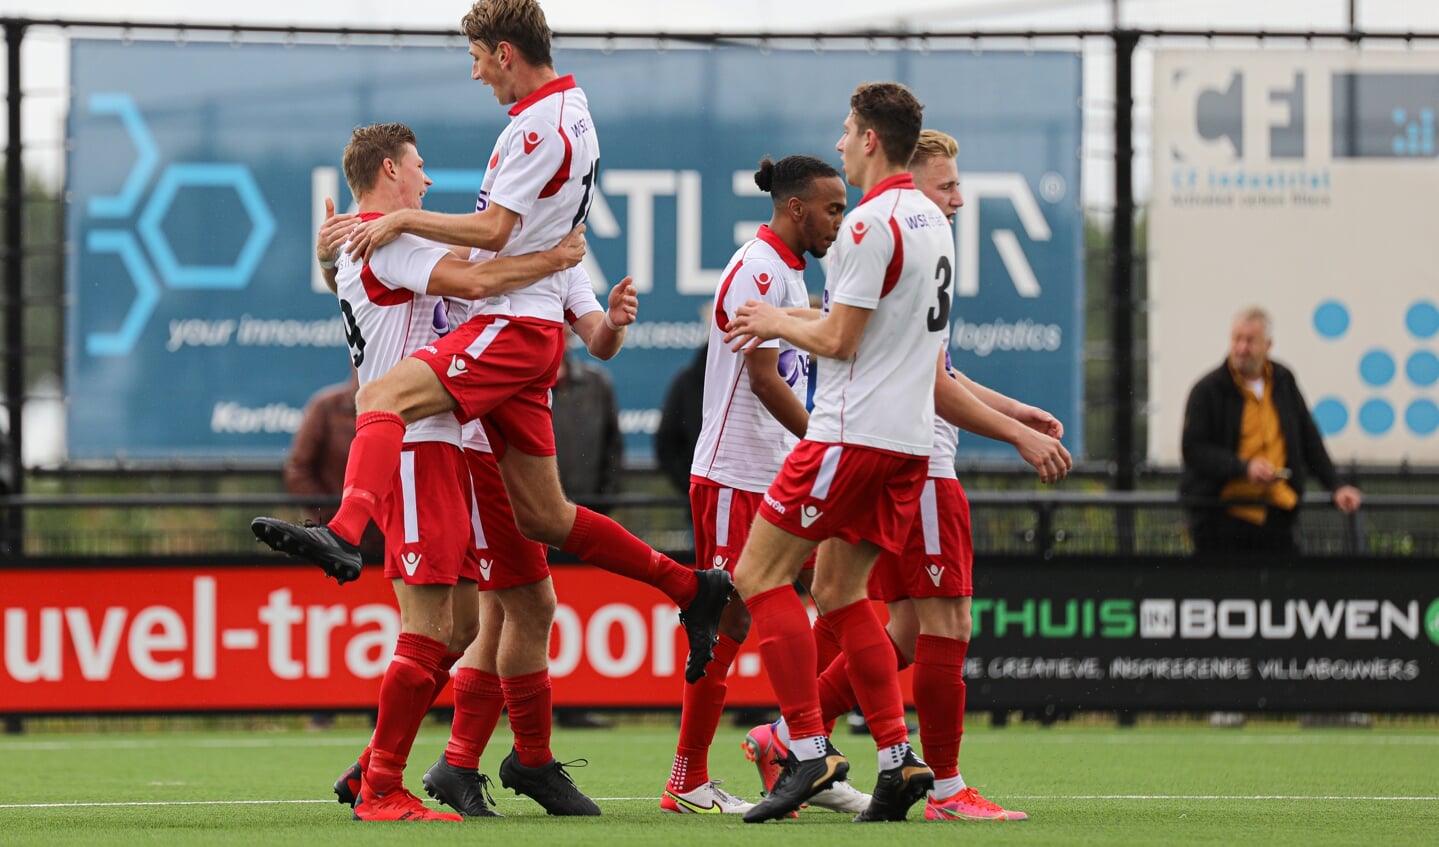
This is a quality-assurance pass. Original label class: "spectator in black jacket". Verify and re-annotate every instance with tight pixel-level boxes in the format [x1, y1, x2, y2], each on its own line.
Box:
[1180, 306, 1362, 554]
[655, 342, 708, 500]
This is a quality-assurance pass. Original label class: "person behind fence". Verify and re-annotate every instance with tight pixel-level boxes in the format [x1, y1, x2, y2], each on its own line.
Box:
[551, 329, 624, 512]
[1180, 306, 1362, 554]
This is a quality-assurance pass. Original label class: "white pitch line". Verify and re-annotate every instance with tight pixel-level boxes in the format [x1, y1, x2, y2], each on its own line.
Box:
[1006, 794, 1439, 802]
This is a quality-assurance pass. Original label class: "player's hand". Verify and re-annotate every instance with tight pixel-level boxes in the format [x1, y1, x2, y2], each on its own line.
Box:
[346, 210, 407, 263]
[725, 299, 784, 352]
[1016, 429, 1072, 484]
[606, 276, 638, 330]
[1015, 403, 1064, 439]
[317, 197, 359, 266]
[1332, 484, 1362, 514]
[551, 224, 587, 270]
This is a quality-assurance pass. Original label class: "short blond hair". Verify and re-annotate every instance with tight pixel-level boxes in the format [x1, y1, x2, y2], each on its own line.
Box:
[910, 129, 959, 167]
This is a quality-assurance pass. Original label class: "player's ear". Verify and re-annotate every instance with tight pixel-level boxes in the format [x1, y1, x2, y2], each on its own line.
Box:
[787, 195, 806, 221]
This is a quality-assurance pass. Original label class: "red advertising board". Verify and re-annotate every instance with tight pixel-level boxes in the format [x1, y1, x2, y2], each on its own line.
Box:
[0, 563, 911, 713]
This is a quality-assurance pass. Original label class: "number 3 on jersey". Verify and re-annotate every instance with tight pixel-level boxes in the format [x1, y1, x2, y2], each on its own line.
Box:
[927, 255, 952, 332]
[340, 298, 366, 367]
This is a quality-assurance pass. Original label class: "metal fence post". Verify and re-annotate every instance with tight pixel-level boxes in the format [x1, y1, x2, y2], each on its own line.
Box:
[3, 18, 26, 557]
[1113, 28, 1139, 554]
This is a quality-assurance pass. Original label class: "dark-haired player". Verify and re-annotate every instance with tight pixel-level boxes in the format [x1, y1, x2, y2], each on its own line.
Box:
[660, 155, 849, 815]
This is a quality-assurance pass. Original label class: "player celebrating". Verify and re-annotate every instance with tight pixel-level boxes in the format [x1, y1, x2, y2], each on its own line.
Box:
[723, 82, 950, 824]
[322, 122, 584, 822]
[660, 154, 852, 816]
[251, 0, 730, 686]
[748, 131, 1071, 823]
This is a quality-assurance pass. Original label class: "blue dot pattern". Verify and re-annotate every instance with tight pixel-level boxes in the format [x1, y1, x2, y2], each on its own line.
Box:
[1407, 400, 1439, 436]
[1312, 301, 1350, 339]
[1407, 301, 1439, 339]
[1312, 397, 1348, 436]
[1312, 302, 1437, 437]
[1358, 399, 1396, 436]
[1407, 351, 1439, 388]
[1359, 350, 1396, 387]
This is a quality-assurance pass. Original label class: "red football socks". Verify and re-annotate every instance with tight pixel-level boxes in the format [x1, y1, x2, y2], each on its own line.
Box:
[561, 506, 698, 606]
[328, 411, 405, 545]
[914, 634, 967, 780]
[502, 669, 554, 768]
[746, 585, 824, 739]
[366, 632, 446, 791]
[445, 668, 505, 770]
[669, 633, 742, 792]
[825, 600, 907, 749]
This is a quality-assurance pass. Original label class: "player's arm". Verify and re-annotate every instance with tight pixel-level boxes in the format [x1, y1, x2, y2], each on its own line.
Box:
[316, 197, 357, 294]
[745, 347, 809, 439]
[934, 349, 1071, 483]
[570, 278, 638, 361]
[952, 369, 1064, 438]
[348, 204, 520, 262]
[725, 301, 871, 361]
[424, 225, 585, 301]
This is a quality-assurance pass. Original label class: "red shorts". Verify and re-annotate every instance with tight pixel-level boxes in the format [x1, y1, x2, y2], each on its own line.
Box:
[464, 448, 550, 591]
[869, 477, 974, 601]
[759, 440, 927, 555]
[412, 314, 564, 458]
[690, 480, 763, 575]
[380, 441, 477, 585]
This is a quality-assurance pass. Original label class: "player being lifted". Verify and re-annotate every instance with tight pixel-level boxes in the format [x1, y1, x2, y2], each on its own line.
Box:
[252, 0, 730, 686]
[318, 121, 584, 822]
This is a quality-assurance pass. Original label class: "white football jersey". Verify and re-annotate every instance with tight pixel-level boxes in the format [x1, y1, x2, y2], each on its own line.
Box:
[335, 219, 460, 446]
[691, 225, 811, 491]
[806, 174, 952, 456]
[466, 75, 600, 323]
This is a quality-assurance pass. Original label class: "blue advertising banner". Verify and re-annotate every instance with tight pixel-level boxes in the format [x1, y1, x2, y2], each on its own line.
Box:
[67, 39, 1083, 462]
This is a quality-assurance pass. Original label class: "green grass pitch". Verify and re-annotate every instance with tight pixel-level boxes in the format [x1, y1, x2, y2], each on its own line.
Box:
[2, 719, 1436, 845]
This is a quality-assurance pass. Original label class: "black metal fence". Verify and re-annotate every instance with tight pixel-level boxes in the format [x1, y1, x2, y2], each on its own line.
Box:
[2, 18, 1438, 557]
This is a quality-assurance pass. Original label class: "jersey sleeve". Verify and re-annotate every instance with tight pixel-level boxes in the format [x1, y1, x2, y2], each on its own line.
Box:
[562, 266, 603, 325]
[368, 233, 450, 295]
[733, 258, 791, 349]
[485, 114, 569, 219]
[828, 210, 894, 311]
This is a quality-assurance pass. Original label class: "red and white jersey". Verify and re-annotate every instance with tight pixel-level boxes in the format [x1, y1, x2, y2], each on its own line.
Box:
[808, 174, 951, 456]
[335, 217, 459, 446]
[466, 75, 600, 323]
[691, 225, 810, 491]
[930, 348, 960, 479]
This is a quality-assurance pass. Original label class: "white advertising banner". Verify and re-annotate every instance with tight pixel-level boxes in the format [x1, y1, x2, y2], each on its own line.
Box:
[1149, 48, 1439, 465]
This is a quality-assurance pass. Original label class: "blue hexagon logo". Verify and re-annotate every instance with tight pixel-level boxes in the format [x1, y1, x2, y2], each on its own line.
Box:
[137, 164, 275, 289]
